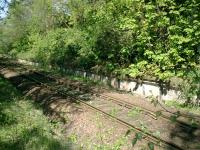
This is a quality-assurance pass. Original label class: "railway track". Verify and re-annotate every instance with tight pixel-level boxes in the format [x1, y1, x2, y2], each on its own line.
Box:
[27, 70, 200, 149]
[0, 61, 200, 149]
[33, 71, 200, 129]
[0, 63, 182, 149]
[98, 94, 200, 128]
[0, 57, 200, 121]
[21, 71, 183, 150]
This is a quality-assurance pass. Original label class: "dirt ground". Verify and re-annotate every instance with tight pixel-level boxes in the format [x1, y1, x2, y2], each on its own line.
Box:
[0, 59, 200, 150]
[0, 66, 166, 150]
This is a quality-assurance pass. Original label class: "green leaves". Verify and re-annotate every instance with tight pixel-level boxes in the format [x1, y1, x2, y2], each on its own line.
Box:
[155, 111, 162, 118]
[1, 0, 200, 86]
[135, 132, 143, 140]
[148, 142, 155, 150]
[129, 131, 155, 149]
[125, 129, 132, 136]
[131, 132, 143, 146]
[131, 137, 138, 146]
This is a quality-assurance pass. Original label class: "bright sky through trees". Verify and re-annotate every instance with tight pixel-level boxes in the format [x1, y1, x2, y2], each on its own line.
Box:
[0, 0, 10, 19]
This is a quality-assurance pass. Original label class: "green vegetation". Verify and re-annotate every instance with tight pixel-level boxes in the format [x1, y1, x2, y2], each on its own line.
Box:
[1, 1, 200, 149]
[0, 1, 200, 103]
[127, 107, 142, 118]
[126, 129, 155, 149]
[0, 77, 71, 150]
[92, 113, 129, 150]
[109, 107, 119, 117]
[165, 100, 200, 115]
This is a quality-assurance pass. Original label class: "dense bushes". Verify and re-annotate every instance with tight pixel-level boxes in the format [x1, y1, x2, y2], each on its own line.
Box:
[0, 0, 200, 103]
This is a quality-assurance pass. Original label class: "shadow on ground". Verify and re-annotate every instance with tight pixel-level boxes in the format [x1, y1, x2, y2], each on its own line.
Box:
[0, 75, 74, 150]
[7, 71, 84, 122]
[1, 63, 200, 150]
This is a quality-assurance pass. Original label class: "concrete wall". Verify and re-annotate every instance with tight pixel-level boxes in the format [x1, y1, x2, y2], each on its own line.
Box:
[78, 70, 180, 101]
[17, 59, 181, 101]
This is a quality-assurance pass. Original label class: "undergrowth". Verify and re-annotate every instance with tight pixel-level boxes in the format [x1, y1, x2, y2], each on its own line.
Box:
[165, 100, 200, 115]
[0, 77, 72, 150]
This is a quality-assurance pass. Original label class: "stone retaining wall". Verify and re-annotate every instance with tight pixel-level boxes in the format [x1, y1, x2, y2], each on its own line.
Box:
[17, 59, 181, 101]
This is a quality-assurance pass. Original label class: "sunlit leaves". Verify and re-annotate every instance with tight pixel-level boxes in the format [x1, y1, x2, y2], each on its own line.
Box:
[1, 0, 200, 85]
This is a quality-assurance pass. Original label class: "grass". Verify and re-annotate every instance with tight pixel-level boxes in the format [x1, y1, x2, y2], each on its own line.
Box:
[0, 77, 72, 150]
[92, 113, 129, 150]
[127, 107, 142, 118]
[165, 100, 200, 115]
[109, 107, 119, 117]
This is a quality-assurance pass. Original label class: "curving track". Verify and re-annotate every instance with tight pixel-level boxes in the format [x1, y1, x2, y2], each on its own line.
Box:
[0, 59, 200, 150]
